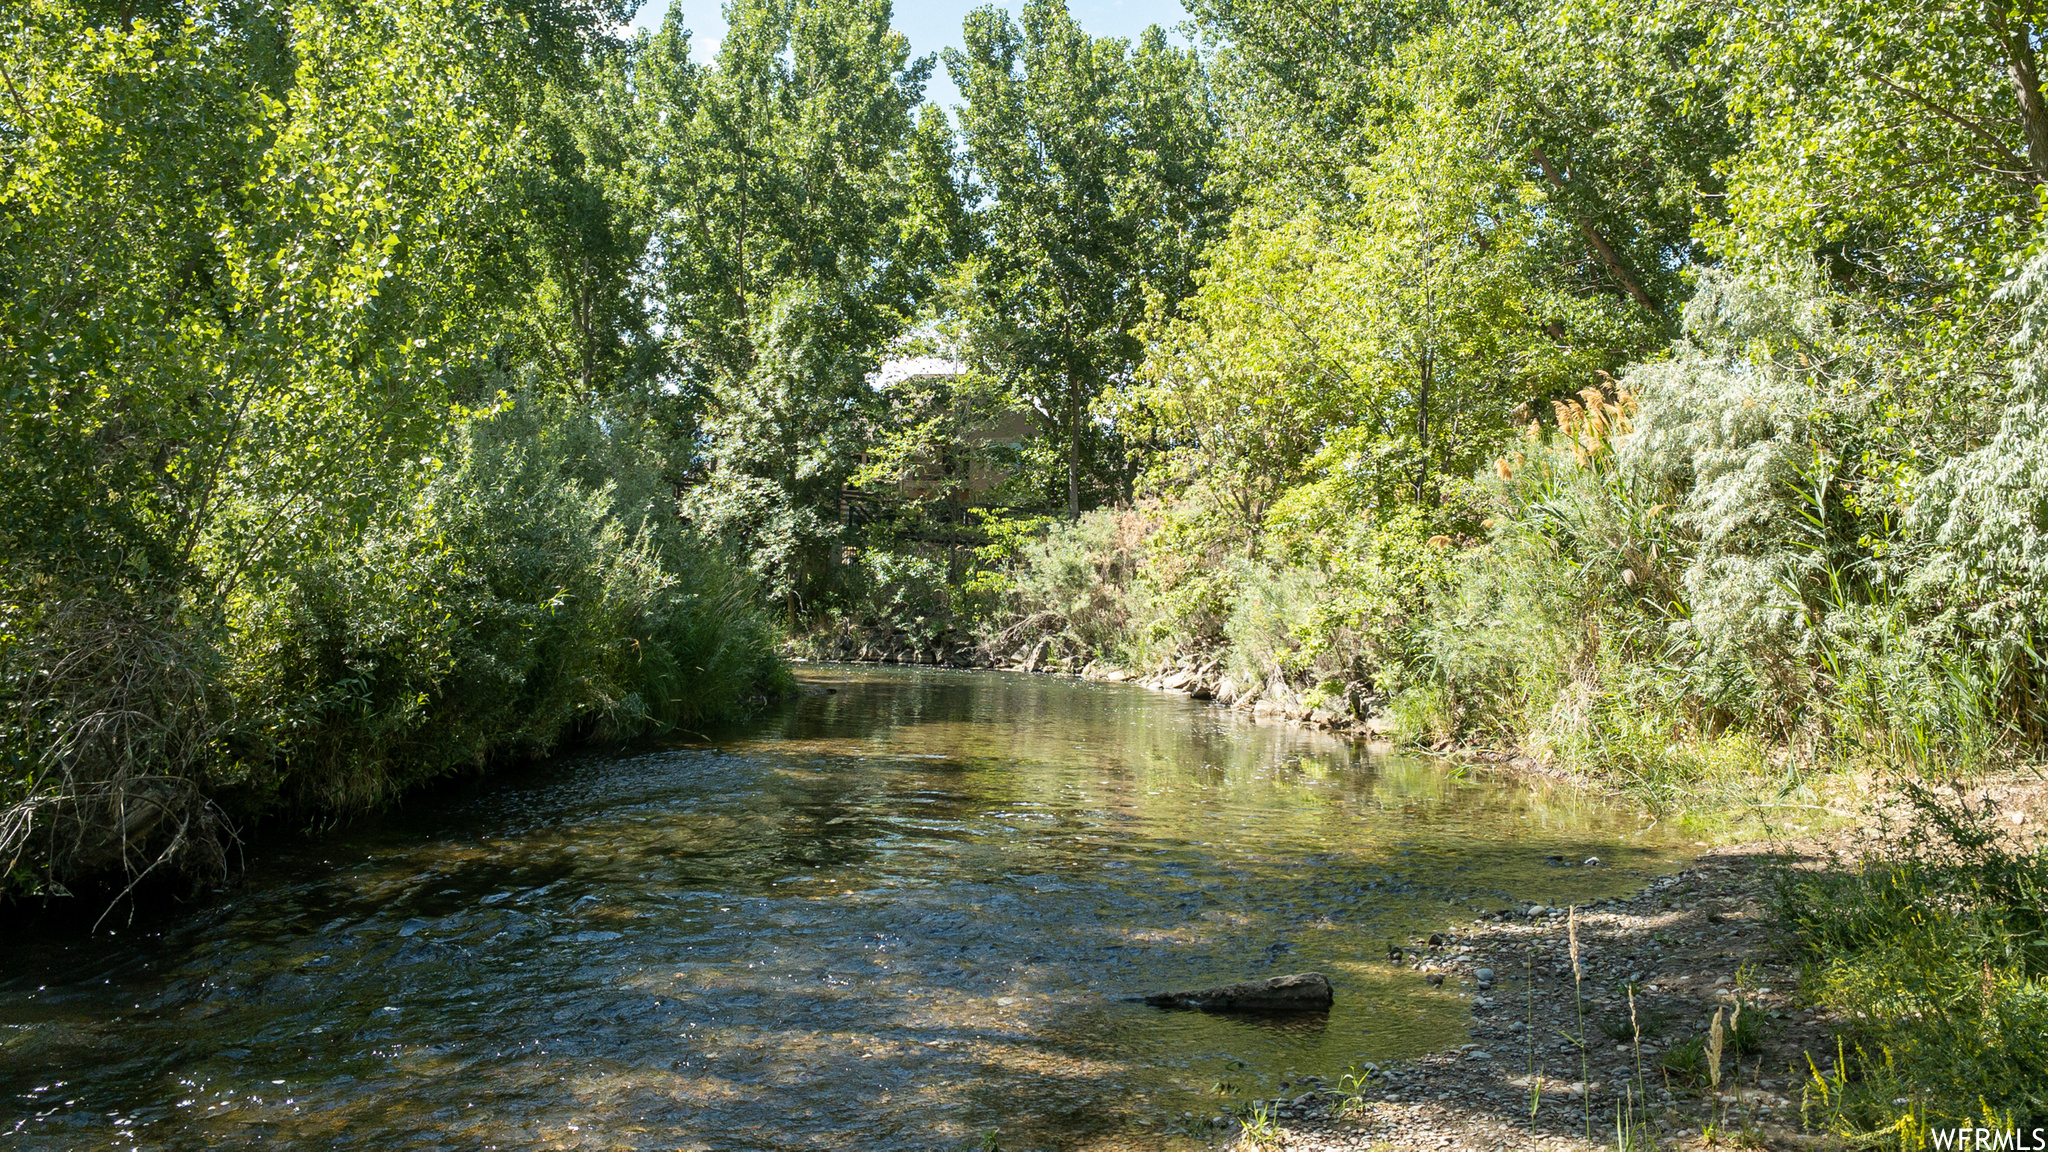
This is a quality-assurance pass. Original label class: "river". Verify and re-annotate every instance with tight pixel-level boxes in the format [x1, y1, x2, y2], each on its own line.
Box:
[0, 665, 1683, 1150]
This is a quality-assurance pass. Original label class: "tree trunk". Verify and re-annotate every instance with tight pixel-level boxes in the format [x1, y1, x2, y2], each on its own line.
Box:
[736, 141, 752, 370]
[1529, 142, 1659, 312]
[2001, 15, 2048, 182]
[1066, 378, 1082, 518]
[1414, 346, 1433, 505]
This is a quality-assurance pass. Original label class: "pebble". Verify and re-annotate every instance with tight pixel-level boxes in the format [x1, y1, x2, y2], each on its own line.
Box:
[1474, 968, 1495, 985]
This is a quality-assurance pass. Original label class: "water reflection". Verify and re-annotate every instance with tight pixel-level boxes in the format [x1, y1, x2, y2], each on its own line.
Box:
[0, 666, 1681, 1150]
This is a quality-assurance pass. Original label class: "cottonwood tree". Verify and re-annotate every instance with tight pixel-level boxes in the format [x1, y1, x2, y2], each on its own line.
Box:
[1128, 214, 1358, 553]
[1140, 28, 1660, 553]
[0, 0, 618, 885]
[947, 0, 1227, 517]
[507, 57, 665, 406]
[0, 0, 575, 610]
[1704, 0, 2048, 504]
[1712, 0, 2048, 292]
[638, 0, 962, 611]
[1183, 0, 1450, 195]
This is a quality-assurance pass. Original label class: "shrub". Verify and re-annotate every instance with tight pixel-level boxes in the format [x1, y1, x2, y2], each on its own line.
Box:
[1395, 265, 2040, 780]
[0, 590, 231, 896]
[224, 395, 787, 814]
[978, 507, 1149, 664]
[1, 395, 786, 896]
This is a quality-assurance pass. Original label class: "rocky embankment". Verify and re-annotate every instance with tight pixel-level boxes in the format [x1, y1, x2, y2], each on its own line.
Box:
[799, 631, 1385, 736]
[800, 626, 984, 668]
[1082, 654, 1383, 736]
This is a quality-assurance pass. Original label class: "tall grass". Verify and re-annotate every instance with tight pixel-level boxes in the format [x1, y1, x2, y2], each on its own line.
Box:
[1779, 785, 2048, 1142]
[0, 592, 231, 898]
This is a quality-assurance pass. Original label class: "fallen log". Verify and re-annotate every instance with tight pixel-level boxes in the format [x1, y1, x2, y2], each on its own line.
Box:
[1141, 971, 1334, 1012]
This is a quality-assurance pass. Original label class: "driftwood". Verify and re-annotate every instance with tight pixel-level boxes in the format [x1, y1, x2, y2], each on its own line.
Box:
[1141, 971, 1334, 1012]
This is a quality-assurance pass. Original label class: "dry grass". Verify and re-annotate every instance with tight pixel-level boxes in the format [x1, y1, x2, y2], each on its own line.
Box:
[2, 591, 233, 912]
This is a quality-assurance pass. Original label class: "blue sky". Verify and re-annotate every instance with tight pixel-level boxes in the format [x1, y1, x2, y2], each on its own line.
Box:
[627, 0, 1193, 112]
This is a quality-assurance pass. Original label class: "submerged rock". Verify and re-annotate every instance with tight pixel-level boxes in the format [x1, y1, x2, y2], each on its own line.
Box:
[1141, 971, 1334, 1012]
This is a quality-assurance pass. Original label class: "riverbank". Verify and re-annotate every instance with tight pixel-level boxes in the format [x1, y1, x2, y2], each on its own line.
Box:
[1225, 846, 1824, 1152]
[791, 646, 1388, 735]
[1167, 771, 2048, 1152]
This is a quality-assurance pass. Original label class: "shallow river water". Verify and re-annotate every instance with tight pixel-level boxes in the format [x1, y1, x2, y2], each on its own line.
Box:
[1, 666, 1686, 1150]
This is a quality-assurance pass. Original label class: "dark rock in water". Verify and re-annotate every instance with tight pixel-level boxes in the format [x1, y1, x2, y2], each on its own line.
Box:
[1142, 972, 1334, 1012]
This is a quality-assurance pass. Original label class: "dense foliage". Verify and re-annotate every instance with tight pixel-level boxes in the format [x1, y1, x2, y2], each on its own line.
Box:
[0, 0, 788, 897]
[831, 1, 2048, 1135]
[878, 0, 2048, 803]
[6, 0, 2048, 1127]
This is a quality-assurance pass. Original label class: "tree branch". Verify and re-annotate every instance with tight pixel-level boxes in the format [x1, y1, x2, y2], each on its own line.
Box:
[1529, 142, 1660, 312]
[1857, 68, 2035, 182]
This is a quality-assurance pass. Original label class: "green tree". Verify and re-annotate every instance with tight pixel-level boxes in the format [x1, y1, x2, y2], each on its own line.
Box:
[1185, 0, 1448, 195]
[0, 0, 690, 888]
[509, 56, 665, 405]
[1709, 0, 2048, 296]
[1128, 214, 1356, 552]
[1142, 28, 1664, 549]
[947, 0, 1227, 517]
[638, 0, 960, 610]
[1499, 0, 1731, 331]
[0, 0, 542, 612]
[1665, 0, 2048, 523]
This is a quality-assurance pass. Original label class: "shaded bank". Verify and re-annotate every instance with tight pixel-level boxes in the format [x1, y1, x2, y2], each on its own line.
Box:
[2, 400, 790, 907]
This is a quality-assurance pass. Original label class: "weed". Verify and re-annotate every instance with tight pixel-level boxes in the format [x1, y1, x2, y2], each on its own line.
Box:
[1572, 905, 1593, 1140]
[1235, 1101, 1282, 1150]
[1661, 1034, 1708, 1088]
[1614, 984, 1660, 1152]
[1334, 1066, 1378, 1119]
[1527, 941, 1542, 1135]
[1722, 998, 1767, 1057]
[1614, 1092, 1659, 1152]
[1602, 1006, 1667, 1041]
[1779, 786, 2048, 1139]
[1707, 1006, 1727, 1092]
